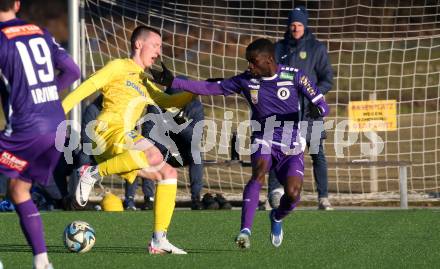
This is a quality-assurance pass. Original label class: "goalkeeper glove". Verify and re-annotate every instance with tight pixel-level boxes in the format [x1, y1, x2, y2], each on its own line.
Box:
[308, 100, 329, 118]
[150, 62, 174, 88]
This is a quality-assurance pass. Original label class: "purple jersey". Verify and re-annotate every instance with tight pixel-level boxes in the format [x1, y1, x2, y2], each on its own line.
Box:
[172, 64, 326, 144]
[0, 18, 79, 183]
[220, 65, 323, 127]
[0, 18, 79, 135]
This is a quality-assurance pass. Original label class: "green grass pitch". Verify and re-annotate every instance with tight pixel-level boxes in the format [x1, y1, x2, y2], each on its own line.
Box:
[0, 209, 439, 268]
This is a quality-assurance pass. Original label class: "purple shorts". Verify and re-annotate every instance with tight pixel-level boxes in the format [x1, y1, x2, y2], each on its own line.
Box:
[251, 137, 304, 185]
[0, 132, 61, 185]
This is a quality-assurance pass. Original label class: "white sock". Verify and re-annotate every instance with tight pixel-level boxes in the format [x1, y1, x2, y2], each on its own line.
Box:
[153, 231, 166, 242]
[34, 252, 49, 269]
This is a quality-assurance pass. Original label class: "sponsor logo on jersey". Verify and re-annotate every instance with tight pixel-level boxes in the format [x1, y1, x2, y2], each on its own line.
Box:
[126, 80, 145, 97]
[277, 87, 290, 100]
[0, 151, 28, 172]
[277, 81, 293, 86]
[280, 72, 294, 80]
[30, 85, 59, 104]
[250, 78, 260, 84]
[300, 75, 316, 96]
[1, 24, 43, 39]
[299, 51, 307, 59]
[248, 84, 260, 90]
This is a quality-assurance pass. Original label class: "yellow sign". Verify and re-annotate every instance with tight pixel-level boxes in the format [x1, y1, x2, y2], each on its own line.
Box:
[348, 100, 397, 132]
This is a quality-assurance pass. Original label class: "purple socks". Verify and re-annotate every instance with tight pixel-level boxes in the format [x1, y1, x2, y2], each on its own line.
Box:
[241, 179, 262, 232]
[15, 199, 47, 255]
[274, 194, 301, 221]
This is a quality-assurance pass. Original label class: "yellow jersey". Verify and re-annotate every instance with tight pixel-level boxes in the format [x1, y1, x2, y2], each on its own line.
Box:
[62, 58, 194, 130]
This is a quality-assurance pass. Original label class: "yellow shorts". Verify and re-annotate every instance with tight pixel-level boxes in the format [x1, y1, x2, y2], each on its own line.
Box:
[93, 123, 148, 183]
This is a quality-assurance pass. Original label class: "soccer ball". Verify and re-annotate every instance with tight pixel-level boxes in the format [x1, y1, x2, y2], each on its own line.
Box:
[63, 221, 96, 253]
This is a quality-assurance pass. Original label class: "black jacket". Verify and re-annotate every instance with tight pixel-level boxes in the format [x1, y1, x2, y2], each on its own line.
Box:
[275, 29, 333, 140]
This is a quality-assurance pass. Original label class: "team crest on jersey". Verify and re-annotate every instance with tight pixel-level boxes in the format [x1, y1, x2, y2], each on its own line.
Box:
[280, 72, 294, 81]
[250, 90, 259, 104]
[277, 87, 290, 100]
[299, 51, 307, 60]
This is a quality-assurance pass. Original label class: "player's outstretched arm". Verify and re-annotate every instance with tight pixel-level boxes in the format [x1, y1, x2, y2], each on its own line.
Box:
[62, 60, 117, 114]
[150, 62, 226, 96]
[171, 77, 226, 96]
[296, 71, 330, 117]
[62, 79, 100, 114]
[145, 78, 195, 109]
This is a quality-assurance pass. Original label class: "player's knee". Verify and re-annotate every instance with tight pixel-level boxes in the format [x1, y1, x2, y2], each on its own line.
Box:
[145, 149, 164, 167]
[252, 159, 268, 184]
[254, 173, 266, 184]
[252, 167, 267, 184]
[161, 164, 177, 179]
[8, 187, 19, 203]
[285, 188, 300, 203]
[251, 169, 265, 183]
[285, 182, 302, 202]
[8, 181, 27, 204]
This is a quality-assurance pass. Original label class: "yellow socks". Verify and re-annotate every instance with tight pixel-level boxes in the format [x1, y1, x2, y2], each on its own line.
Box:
[97, 150, 148, 178]
[153, 179, 177, 233]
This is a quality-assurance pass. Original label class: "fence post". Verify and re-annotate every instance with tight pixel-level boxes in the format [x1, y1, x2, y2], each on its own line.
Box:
[68, 0, 82, 145]
[399, 165, 408, 209]
[368, 93, 379, 192]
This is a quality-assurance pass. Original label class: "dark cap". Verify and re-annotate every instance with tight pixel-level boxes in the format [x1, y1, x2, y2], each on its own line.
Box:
[288, 6, 308, 28]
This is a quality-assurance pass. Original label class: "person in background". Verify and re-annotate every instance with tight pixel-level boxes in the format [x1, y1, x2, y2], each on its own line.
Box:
[271, 6, 334, 210]
[0, 1, 80, 268]
[136, 79, 206, 210]
[124, 177, 155, 210]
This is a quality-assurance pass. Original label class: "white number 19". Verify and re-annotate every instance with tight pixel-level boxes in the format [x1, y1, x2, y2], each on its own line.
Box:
[16, 37, 54, 86]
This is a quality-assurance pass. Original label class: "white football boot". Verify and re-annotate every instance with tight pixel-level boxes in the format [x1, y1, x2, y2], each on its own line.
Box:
[235, 228, 251, 249]
[75, 165, 102, 207]
[148, 237, 187, 255]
